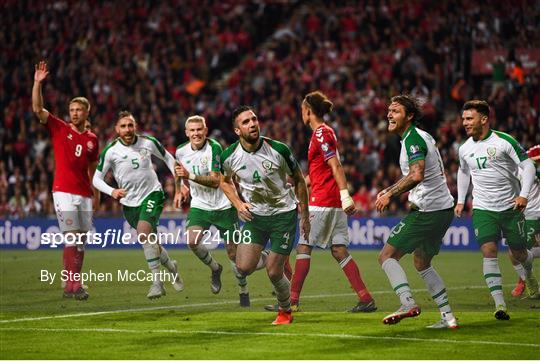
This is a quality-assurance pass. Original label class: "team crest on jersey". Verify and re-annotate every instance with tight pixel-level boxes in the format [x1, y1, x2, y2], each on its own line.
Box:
[201, 157, 208, 166]
[262, 160, 272, 171]
[487, 147, 496, 158]
[321, 143, 329, 152]
[87, 141, 94, 150]
[139, 149, 149, 158]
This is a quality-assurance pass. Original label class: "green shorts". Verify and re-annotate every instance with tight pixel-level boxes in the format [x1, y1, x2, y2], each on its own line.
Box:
[123, 191, 165, 231]
[472, 208, 526, 250]
[525, 219, 540, 249]
[387, 208, 453, 258]
[186, 207, 239, 243]
[241, 210, 297, 255]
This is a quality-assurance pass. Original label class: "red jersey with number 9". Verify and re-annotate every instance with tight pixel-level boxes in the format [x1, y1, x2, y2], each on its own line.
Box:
[46, 113, 99, 197]
[307, 123, 341, 207]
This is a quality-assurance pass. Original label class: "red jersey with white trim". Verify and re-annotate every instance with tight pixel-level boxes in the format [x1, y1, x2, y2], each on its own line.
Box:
[46, 113, 99, 197]
[308, 123, 341, 207]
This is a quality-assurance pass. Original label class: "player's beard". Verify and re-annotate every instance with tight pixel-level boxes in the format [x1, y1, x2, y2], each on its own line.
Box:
[243, 128, 260, 144]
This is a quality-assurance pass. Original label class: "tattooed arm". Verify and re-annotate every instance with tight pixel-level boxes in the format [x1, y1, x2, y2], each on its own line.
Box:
[175, 162, 220, 188]
[375, 160, 425, 212]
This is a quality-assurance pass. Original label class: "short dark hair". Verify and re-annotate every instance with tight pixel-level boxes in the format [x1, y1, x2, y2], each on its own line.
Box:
[462, 100, 490, 118]
[117, 110, 135, 123]
[231, 105, 253, 127]
[304, 91, 333, 118]
[390, 95, 422, 123]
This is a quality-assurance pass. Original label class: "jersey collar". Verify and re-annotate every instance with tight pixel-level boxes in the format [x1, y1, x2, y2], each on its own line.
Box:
[401, 123, 415, 139]
[477, 129, 493, 142]
[240, 137, 264, 153]
[191, 139, 207, 151]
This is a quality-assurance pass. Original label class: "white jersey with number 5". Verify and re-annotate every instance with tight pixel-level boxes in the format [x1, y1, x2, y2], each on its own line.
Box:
[175, 138, 231, 211]
[221, 137, 298, 216]
[95, 135, 175, 207]
[458, 130, 529, 211]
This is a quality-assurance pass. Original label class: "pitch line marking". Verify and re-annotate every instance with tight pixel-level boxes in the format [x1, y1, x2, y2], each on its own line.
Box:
[0, 284, 522, 324]
[1, 326, 539, 348]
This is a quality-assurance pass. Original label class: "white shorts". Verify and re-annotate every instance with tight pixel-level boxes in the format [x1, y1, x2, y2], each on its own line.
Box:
[52, 191, 93, 233]
[298, 206, 349, 249]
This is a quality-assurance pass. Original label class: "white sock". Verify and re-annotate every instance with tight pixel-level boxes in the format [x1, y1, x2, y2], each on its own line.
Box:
[191, 243, 219, 271]
[272, 275, 291, 310]
[483, 258, 505, 308]
[512, 263, 526, 281]
[256, 250, 268, 270]
[419, 266, 453, 317]
[382, 258, 415, 306]
[159, 246, 175, 272]
[531, 247, 540, 258]
[230, 260, 248, 294]
[142, 242, 161, 284]
[521, 250, 534, 276]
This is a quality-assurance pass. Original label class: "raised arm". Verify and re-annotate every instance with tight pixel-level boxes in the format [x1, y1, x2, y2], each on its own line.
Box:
[32, 61, 50, 124]
[375, 160, 425, 212]
[175, 163, 221, 188]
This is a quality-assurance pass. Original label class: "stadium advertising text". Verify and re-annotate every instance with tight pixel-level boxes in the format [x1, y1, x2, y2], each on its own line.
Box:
[0, 217, 490, 251]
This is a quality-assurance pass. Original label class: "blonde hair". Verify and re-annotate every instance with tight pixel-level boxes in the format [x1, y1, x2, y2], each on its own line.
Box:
[185, 115, 206, 128]
[69, 97, 91, 112]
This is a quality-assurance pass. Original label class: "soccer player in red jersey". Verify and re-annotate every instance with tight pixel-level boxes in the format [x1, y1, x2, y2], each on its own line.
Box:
[290, 91, 376, 312]
[32, 61, 99, 300]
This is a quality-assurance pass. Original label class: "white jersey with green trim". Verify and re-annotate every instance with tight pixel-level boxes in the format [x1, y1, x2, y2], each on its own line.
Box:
[399, 125, 454, 211]
[95, 135, 175, 207]
[175, 138, 231, 211]
[458, 130, 529, 212]
[221, 137, 298, 216]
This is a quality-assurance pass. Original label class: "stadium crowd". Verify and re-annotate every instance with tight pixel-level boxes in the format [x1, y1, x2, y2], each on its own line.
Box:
[1, 0, 539, 219]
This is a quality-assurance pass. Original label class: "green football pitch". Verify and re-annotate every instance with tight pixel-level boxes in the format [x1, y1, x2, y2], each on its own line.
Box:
[0, 249, 538, 359]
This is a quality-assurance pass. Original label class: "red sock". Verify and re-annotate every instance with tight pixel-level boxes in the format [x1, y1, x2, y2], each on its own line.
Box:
[290, 255, 311, 304]
[63, 246, 77, 293]
[341, 257, 372, 302]
[72, 248, 85, 291]
[284, 256, 293, 281]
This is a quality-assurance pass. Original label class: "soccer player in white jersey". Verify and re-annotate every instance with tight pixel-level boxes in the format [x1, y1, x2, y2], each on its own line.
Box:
[220, 105, 310, 325]
[375, 95, 458, 328]
[175, 115, 253, 307]
[93, 111, 184, 299]
[455, 100, 538, 319]
[509, 145, 540, 297]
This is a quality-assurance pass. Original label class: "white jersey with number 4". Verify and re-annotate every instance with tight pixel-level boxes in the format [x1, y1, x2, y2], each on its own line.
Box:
[458, 130, 529, 212]
[175, 138, 231, 211]
[221, 137, 298, 216]
[399, 125, 454, 211]
[95, 135, 175, 207]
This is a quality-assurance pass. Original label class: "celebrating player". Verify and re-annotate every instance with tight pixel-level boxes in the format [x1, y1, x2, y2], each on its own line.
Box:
[455, 100, 538, 319]
[32, 61, 99, 300]
[287, 91, 376, 312]
[220, 106, 310, 325]
[175, 115, 252, 306]
[509, 145, 540, 297]
[376, 95, 458, 328]
[92, 111, 184, 299]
